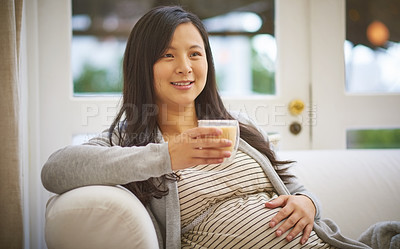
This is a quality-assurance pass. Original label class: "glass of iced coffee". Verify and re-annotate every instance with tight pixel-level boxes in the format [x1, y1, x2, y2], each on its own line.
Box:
[198, 119, 240, 164]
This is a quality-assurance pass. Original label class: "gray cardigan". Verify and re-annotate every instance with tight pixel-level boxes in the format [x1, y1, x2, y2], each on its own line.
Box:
[41, 114, 369, 249]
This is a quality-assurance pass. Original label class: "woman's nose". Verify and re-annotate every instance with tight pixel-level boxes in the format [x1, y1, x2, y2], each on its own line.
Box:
[176, 58, 192, 74]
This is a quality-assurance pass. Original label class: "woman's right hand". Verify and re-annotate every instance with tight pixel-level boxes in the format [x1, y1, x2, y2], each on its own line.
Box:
[167, 127, 233, 170]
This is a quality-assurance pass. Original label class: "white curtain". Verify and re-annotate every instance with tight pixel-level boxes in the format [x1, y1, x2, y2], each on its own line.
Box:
[0, 0, 24, 248]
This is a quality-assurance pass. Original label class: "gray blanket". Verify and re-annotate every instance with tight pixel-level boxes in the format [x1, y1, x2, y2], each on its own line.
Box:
[358, 221, 400, 249]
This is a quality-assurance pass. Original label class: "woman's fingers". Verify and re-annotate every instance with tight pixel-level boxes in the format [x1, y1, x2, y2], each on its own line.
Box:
[269, 211, 312, 244]
[173, 127, 232, 150]
[171, 148, 231, 170]
[300, 224, 313, 244]
[265, 195, 315, 244]
[264, 195, 287, 209]
[186, 127, 222, 138]
[194, 147, 231, 158]
[192, 138, 232, 150]
[168, 127, 233, 170]
[265, 195, 289, 228]
[272, 207, 297, 237]
[284, 217, 307, 242]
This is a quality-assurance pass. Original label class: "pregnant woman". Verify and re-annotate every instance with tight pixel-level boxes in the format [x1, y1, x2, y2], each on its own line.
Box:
[42, 6, 369, 249]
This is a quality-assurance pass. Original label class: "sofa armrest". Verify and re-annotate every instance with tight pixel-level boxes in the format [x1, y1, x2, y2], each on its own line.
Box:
[45, 185, 159, 249]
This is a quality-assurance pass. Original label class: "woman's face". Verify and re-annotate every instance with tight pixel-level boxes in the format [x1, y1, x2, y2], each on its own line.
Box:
[153, 22, 208, 109]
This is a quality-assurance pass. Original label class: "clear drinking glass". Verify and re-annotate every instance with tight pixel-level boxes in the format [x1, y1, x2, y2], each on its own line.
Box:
[198, 119, 240, 164]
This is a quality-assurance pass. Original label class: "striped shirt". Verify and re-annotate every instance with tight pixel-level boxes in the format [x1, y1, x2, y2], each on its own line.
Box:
[176, 150, 333, 248]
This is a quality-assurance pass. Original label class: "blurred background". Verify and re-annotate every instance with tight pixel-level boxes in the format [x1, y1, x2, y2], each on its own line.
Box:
[71, 0, 400, 149]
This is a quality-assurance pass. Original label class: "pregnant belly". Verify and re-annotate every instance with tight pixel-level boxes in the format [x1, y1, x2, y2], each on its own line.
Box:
[181, 193, 333, 249]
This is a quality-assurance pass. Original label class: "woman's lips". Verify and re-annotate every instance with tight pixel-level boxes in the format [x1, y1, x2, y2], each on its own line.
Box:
[170, 81, 194, 89]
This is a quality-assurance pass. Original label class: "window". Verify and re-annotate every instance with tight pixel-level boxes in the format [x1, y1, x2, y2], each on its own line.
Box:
[71, 0, 276, 96]
[347, 129, 400, 149]
[345, 0, 400, 93]
[343, 0, 400, 149]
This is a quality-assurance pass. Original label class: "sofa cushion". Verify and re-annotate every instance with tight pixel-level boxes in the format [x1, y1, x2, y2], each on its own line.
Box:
[278, 149, 400, 240]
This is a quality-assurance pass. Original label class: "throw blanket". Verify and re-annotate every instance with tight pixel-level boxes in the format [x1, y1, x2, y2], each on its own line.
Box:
[358, 221, 400, 249]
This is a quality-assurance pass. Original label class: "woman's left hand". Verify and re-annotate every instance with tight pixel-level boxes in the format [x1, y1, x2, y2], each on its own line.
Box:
[264, 195, 316, 245]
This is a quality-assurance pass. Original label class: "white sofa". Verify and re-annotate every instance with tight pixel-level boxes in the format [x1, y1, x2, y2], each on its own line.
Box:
[44, 149, 400, 248]
[278, 149, 400, 240]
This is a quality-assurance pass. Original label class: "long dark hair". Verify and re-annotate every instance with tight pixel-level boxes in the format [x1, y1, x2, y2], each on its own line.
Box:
[109, 6, 292, 205]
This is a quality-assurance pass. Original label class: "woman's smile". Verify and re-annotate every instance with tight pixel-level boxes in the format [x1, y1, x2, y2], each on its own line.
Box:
[170, 80, 195, 88]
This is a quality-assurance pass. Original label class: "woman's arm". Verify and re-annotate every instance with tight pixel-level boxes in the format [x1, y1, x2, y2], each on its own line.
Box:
[41, 130, 173, 194]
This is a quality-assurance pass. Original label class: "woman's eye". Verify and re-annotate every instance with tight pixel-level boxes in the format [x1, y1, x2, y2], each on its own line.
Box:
[190, 52, 201, 57]
[163, 54, 173, 58]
